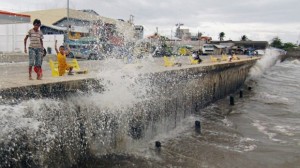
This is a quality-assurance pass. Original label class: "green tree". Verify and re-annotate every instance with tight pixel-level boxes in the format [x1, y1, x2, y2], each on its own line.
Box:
[282, 42, 297, 50]
[270, 37, 283, 48]
[219, 32, 225, 41]
[241, 35, 248, 41]
[159, 35, 168, 41]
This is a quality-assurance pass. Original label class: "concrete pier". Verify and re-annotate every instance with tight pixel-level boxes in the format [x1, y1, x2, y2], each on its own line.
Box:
[0, 56, 102, 99]
[0, 54, 258, 99]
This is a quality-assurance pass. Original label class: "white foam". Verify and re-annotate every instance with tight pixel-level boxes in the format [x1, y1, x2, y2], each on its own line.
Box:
[238, 137, 257, 152]
[221, 117, 233, 127]
[273, 125, 295, 136]
[252, 92, 290, 105]
[290, 59, 300, 65]
[252, 120, 276, 140]
[242, 144, 257, 152]
[247, 48, 282, 80]
[252, 120, 288, 143]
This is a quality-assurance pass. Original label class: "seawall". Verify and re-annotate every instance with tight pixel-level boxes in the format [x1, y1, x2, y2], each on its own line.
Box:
[281, 48, 300, 61]
[0, 58, 258, 167]
[122, 58, 255, 141]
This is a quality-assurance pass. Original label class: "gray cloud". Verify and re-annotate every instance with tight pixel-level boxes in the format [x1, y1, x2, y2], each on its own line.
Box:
[1, 0, 300, 42]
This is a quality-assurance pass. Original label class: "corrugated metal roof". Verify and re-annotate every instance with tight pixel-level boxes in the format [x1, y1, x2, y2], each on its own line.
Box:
[42, 25, 67, 31]
[21, 8, 118, 27]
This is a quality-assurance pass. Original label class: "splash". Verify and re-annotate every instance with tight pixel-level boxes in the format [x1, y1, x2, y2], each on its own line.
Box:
[252, 92, 291, 105]
[247, 48, 282, 80]
[290, 59, 300, 65]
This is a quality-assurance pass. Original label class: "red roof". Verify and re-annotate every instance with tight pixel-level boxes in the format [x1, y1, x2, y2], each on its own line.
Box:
[200, 36, 212, 41]
[0, 10, 31, 24]
[147, 34, 160, 39]
[0, 10, 30, 18]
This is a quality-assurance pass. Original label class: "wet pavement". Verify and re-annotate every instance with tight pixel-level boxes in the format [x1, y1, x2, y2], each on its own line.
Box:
[0, 54, 255, 90]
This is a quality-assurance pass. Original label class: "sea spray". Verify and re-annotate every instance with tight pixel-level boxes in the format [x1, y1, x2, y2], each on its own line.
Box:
[0, 59, 161, 167]
[247, 48, 285, 81]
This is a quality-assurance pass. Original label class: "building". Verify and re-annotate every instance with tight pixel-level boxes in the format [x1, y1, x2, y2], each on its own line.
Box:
[200, 36, 212, 43]
[0, 8, 140, 52]
[0, 10, 30, 24]
[0, 10, 31, 52]
[175, 28, 191, 40]
[210, 40, 269, 55]
[22, 8, 136, 43]
[134, 25, 144, 40]
[210, 40, 269, 50]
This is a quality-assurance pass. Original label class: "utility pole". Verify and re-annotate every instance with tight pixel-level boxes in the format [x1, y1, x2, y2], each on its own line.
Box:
[129, 15, 134, 24]
[171, 29, 173, 46]
[67, 0, 70, 41]
[297, 33, 300, 46]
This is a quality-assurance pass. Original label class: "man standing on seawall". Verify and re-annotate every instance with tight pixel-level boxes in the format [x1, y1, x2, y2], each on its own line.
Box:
[24, 19, 44, 80]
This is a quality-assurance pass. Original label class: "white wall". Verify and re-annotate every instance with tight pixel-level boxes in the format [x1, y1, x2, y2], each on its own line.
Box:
[43, 35, 64, 54]
[0, 23, 30, 52]
[0, 23, 64, 53]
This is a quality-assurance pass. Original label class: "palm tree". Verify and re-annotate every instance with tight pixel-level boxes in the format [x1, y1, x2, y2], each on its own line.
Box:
[219, 32, 225, 41]
[241, 35, 248, 41]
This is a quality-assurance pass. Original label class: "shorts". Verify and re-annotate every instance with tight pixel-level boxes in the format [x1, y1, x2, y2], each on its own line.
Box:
[29, 47, 43, 66]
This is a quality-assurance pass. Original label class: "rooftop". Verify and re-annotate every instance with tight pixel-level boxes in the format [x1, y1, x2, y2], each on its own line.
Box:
[21, 8, 120, 27]
[0, 10, 30, 24]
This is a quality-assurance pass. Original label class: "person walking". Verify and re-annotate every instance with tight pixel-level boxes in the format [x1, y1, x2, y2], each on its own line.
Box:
[24, 19, 44, 80]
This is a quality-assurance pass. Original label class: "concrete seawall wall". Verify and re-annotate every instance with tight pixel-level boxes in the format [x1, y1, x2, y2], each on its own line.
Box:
[0, 78, 102, 100]
[282, 48, 300, 61]
[123, 59, 255, 141]
[0, 59, 257, 167]
[286, 48, 300, 57]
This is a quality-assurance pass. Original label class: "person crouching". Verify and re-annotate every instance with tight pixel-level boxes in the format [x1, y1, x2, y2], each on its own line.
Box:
[192, 51, 202, 64]
[54, 40, 73, 76]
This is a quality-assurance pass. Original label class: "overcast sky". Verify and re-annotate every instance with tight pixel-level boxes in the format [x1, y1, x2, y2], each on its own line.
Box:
[2, 0, 300, 43]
